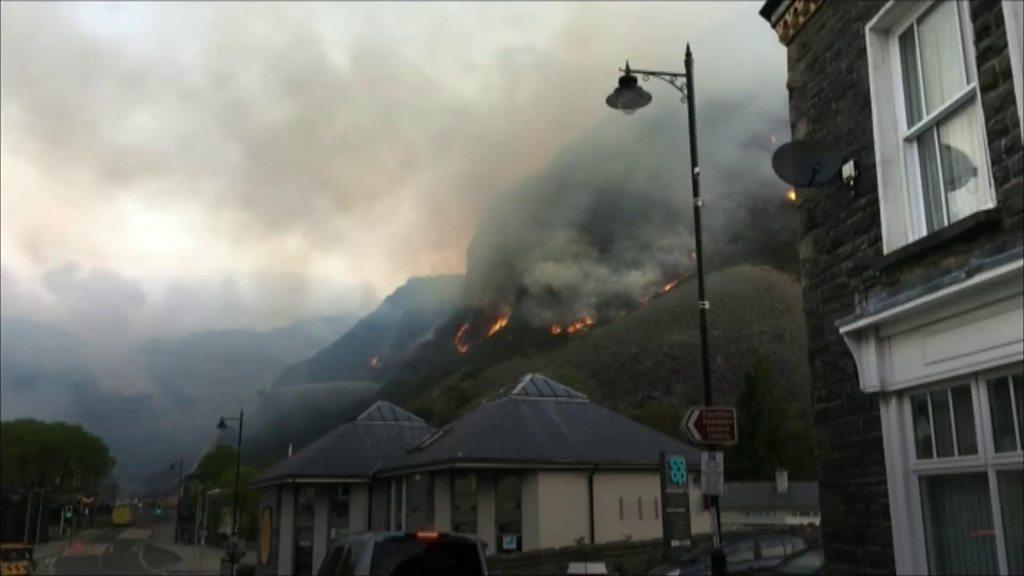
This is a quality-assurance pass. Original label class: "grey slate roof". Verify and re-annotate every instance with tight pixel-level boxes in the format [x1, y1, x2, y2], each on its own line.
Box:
[511, 373, 588, 400]
[719, 481, 819, 513]
[251, 401, 432, 487]
[381, 373, 701, 474]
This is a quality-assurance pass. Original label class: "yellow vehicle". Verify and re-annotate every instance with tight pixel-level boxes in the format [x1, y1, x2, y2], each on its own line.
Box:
[110, 502, 136, 527]
[0, 543, 34, 576]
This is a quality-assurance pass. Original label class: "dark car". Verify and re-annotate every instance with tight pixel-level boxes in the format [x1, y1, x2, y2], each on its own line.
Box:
[755, 546, 823, 575]
[317, 531, 488, 576]
[648, 534, 807, 576]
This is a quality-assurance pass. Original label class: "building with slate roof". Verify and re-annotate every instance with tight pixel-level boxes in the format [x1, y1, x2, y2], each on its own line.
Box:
[718, 470, 819, 530]
[376, 374, 709, 557]
[254, 374, 711, 575]
[252, 400, 433, 575]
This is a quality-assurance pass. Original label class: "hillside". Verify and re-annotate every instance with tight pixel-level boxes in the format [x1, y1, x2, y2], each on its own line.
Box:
[394, 265, 810, 431]
[271, 275, 465, 388]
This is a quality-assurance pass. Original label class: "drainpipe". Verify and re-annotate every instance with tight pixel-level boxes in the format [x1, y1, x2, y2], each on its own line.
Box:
[587, 467, 597, 545]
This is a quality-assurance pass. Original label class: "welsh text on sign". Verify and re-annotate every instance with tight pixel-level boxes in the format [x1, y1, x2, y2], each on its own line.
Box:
[682, 407, 737, 445]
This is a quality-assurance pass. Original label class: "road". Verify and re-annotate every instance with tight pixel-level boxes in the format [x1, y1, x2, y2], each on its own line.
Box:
[42, 507, 181, 575]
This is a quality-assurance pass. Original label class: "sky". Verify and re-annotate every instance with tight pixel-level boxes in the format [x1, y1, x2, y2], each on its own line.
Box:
[1, 1, 787, 342]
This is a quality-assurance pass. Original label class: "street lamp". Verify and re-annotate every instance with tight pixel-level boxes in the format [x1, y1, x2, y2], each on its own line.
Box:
[607, 44, 726, 576]
[169, 460, 185, 542]
[217, 410, 244, 573]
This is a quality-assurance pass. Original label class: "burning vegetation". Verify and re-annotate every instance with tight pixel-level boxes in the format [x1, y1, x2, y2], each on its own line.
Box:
[453, 309, 512, 354]
[369, 355, 381, 369]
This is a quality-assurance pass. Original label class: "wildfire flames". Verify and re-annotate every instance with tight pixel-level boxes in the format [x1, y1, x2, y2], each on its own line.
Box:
[785, 189, 798, 203]
[487, 315, 510, 337]
[550, 324, 563, 335]
[454, 323, 471, 354]
[660, 279, 680, 294]
[454, 312, 512, 354]
[554, 316, 595, 335]
[369, 355, 381, 369]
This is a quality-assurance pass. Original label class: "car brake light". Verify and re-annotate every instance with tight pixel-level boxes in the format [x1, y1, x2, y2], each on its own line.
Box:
[415, 531, 440, 541]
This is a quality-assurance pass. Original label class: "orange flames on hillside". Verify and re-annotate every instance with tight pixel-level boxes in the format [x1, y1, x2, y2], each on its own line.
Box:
[551, 316, 596, 336]
[369, 355, 381, 369]
[487, 314, 510, 337]
[454, 323, 471, 354]
[454, 311, 512, 354]
[660, 279, 680, 294]
[785, 189, 798, 203]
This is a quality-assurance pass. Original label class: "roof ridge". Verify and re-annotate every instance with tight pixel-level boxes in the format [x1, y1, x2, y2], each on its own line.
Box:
[510, 373, 588, 400]
[355, 400, 424, 423]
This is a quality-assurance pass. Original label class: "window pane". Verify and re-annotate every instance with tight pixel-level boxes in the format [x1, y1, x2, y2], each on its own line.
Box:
[951, 385, 977, 456]
[917, 128, 946, 232]
[452, 473, 477, 535]
[989, 376, 1019, 453]
[1014, 373, 1023, 448]
[899, 27, 923, 126]
[998, 470, 1023, 575]
[918, 0, 967, 114]
[760, 539, 787, 559]
[938, 103, 988, 224]
[913, 393, 934, 459]
[931, 390, 955, 457]
[726, 540, 755, 563]
[329, 486, 350, 543]
[920, 474, 998, 575]
[495, 475, 522, 552]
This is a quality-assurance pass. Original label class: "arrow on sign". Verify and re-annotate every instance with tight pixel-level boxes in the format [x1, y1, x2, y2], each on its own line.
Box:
[682, 407, 737, 445]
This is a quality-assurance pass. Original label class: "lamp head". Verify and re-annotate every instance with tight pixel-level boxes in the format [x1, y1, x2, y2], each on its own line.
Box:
[605, 62, 652, 114]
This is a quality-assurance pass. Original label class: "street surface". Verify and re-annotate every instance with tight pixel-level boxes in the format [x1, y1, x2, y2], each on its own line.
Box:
[40, 507, 181, 575]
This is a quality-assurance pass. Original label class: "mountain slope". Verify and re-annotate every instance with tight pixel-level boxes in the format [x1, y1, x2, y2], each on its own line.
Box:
[271, 275, 464, 388]
[393, 265, 811, 427]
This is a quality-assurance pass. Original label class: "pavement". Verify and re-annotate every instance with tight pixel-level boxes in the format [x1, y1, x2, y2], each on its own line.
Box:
[32, 506, 254, 576]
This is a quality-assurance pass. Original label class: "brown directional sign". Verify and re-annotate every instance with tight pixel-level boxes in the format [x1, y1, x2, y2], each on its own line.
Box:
[683, 407, 737, 445]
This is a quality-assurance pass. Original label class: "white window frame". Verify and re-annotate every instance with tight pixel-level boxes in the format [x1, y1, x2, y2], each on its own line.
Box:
[898, 367, 1023, 575]
[1003, 1, 1024, 136]
[865, 1, 996, 253]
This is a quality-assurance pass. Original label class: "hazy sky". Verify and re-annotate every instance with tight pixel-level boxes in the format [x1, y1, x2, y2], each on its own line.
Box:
[1, 2, 786, 340]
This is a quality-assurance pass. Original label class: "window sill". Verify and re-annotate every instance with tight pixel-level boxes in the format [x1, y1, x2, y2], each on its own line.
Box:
[874, 208, 1002, 272]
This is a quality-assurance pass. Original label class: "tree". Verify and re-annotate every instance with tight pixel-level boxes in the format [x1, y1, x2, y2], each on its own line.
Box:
[0, 419, 115, 494]
[193, 446, 261, 540]
[726, 358, 817, 480]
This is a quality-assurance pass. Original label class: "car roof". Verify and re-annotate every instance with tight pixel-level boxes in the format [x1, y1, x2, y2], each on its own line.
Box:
[330, 532, 482, 545]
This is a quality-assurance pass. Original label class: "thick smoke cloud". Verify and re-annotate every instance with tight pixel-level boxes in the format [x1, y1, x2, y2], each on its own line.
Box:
[466, 94, 795, 324]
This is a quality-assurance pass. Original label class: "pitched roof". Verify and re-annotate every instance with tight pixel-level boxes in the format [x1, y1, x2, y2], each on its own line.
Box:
[251, 401, 432, 487]
[356, 400, 425, 423]
[382, 374, 701, 474]
[718, 481, 819, 513]
[510, 373, 588, 400]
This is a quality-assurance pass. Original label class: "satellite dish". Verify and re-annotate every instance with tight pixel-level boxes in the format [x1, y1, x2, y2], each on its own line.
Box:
[771, 140, 842, 187]
[939, 143, 978, 191]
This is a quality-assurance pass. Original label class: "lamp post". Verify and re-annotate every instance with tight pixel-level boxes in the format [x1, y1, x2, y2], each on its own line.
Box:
[217, 410, 244, 574]
[606, 44, 725, 576]
[169, 460, 185, 542]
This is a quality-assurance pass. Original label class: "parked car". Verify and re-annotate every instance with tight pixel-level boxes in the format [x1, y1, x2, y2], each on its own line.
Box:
[317, 531, 488, 576]
[648, 534, 807, 576]
[754, 546, 823, 575]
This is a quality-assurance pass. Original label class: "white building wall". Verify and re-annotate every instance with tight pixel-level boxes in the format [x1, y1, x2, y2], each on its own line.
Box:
[592, 471, 662, 544]
[311, 488, 330, 574]
[432, 472, 451, 532]
[521, 472, 540, 552]
[688, 474, 711, 536]
[349, 484, 370, 532]
[536, 471, 590, 550]
[277, 486, 295, 576]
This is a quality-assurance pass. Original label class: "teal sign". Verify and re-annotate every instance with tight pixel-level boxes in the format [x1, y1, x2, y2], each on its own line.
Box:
[667, 456, 687, 487]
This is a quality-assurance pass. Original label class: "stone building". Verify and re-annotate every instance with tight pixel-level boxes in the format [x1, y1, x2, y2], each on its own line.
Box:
[760, 0, 1023, 574]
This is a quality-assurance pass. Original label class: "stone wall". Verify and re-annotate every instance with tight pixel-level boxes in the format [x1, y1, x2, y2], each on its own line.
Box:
[780, 0, 1023, 573]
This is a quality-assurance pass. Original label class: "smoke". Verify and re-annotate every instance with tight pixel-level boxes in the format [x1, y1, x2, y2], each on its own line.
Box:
[466, 93, 795, 324]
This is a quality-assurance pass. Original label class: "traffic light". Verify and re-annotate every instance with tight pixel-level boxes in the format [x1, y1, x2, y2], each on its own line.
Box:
[155, 503, 163, 516]
[63, 505, 73, 520]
